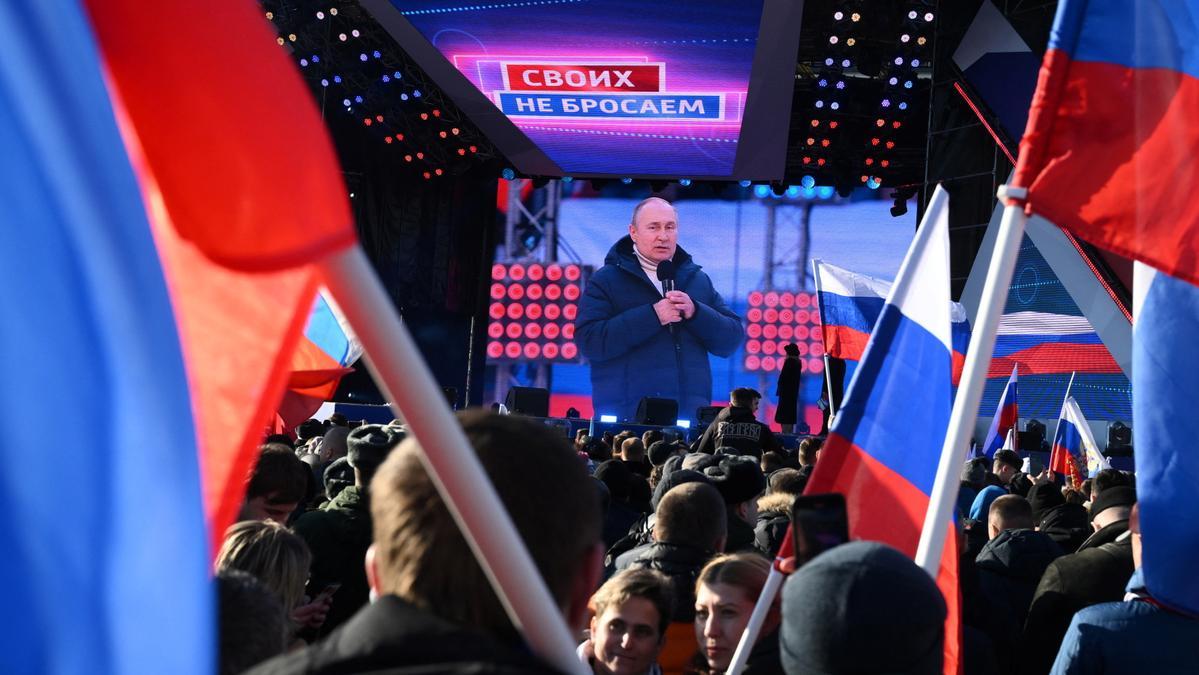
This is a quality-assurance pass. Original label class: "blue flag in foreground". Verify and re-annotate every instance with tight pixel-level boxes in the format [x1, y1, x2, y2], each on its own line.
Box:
[1133, 263, 1199, 616]
[0, 1, 210, 672]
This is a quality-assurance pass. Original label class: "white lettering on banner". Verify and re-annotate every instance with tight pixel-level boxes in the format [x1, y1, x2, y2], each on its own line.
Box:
[718, 422, 763, 440]
[580, 98, 598, 112]
[543, 71, 563, 87]
[613, 70, 633, 87]
[679, 99, 706, 115]
[561, 98, 580, 113]
[600, 99, 618, 113]
[521, 71, 541, 87]
[514, 96, 538, 112]
[536, 98, 553, 112]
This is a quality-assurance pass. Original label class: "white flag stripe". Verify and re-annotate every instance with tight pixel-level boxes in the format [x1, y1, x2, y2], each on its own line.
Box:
[813, 259, 891, 300]
[996, 311, 1094, 335]
[1063, 396, 1110, 475]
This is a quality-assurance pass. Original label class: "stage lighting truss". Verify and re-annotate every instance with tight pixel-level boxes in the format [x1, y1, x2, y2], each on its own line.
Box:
[743, 290, 826, 374]
[261, 0, 494, 178]
[486, 263, 593, 364]
[860, 1, 930, 190]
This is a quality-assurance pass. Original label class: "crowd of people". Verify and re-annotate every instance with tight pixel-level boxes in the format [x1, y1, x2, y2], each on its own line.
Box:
[212, 392, 1192, 675]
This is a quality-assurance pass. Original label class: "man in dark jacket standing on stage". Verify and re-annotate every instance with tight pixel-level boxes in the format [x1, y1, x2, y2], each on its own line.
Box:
[695, 387, 783, 458]
[577, 197, 743, 422]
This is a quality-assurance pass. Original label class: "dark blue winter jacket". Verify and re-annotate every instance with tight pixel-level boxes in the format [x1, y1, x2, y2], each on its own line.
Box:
[577, 236, 743, 422]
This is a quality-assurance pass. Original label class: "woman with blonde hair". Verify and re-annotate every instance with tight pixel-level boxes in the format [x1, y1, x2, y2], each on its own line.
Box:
[691, 552, 782, 674]
[216, 520, 328, 642]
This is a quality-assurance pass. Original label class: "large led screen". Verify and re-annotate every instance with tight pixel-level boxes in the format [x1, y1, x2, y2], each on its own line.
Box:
[379, 0, 795, 178]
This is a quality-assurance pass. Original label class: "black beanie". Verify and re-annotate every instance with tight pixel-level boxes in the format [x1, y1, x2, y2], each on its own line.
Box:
[780, 542, 945, 675]
[297, 419, 324, 441]
[648, 440, 675, 467]
[1089, 485, 1136, 522]
[1028, 482, 1067, 526]
[322, 456, 354, 497]
[661, 453, 685, 480]
[650, 468, 712, 512]
[704, 455, 766, 506]
[595, 459, 632, 502]
[347, 424, 402, 474]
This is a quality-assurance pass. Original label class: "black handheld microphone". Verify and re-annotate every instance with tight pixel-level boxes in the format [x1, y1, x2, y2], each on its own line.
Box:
[656, 259, 676, 295]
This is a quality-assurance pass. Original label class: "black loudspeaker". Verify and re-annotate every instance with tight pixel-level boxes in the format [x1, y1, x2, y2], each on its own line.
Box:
[1107, 421, 1132, 453]
[696, 406, 725, 429]
[504, 387, 549, 417]
[635, 397, 679, 426]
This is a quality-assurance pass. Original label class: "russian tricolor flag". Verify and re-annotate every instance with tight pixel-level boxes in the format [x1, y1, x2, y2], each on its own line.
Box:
[1049, 396, 1108, 487]
[277, 293, 364, 433]
[814, 260, 971, 382]
[980, 364, 1018, 459]
[806, 186, 960, 674]
[3, 0, 355, 671]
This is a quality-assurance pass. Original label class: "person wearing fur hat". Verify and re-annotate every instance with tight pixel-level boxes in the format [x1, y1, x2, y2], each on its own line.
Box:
[704, 455, 767, 554]
[292, 424, 404, 635]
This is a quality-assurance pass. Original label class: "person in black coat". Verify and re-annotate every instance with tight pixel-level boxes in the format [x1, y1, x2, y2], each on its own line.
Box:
[696, 388, 783, 458]
[774, 343, 802, 433]
[1019, 487, 1136, 675]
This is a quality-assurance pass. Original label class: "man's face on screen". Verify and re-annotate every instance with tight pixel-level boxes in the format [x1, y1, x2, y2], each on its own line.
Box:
[629, 200, 678, 263]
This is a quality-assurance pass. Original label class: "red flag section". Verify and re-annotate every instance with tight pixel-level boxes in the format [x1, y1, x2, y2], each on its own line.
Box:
[84, 0, 356, 551]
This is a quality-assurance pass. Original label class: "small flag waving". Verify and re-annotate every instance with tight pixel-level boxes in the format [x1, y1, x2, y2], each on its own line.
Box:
[813, 260, 971, 381]
[277, 292, 364, 433]
[1014, 0, 1199, 286]
[1049, 396, 1108, 487]
[981, 364, 1018, 459]
[806, 186, 960, 675]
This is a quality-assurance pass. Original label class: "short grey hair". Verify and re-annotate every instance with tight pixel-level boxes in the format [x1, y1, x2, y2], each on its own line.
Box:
[630, 197, 678, 227]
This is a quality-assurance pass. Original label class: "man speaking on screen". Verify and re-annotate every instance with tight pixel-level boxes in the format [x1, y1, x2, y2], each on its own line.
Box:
[577, 197, 743, 422]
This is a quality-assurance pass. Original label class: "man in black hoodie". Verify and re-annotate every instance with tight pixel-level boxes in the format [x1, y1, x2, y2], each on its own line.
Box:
[696, 387, 783, 458]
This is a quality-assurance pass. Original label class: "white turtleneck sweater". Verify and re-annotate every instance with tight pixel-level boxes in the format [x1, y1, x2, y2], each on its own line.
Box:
[633, 245, 664, 296]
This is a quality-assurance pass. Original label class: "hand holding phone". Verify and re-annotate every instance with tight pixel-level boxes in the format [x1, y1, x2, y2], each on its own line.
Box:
[791, 493, 849, 565]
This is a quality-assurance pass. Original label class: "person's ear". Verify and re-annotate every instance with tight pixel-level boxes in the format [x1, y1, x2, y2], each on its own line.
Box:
[628, 223, 637, 238]
[566, 541, 605, 633]
[364, 543, 381, 598]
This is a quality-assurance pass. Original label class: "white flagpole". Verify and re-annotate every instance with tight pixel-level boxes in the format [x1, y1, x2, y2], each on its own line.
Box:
[810, 258, 838, 419]
[915, 186, 1029, 577]
[321, 246, 587, 675]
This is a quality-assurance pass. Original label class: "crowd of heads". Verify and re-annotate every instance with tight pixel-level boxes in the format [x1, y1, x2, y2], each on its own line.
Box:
[217, 408, 1145, 675]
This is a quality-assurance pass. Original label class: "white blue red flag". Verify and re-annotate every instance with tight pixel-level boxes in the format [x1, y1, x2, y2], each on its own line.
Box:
[277, 292, 364, 433]
[1133, 264, 1199, 616]
[806, 186, 960, 674]
[1049, 396, 1108, 487]
[980, 364, 1018, 459]
[3, 0, 356, 670]
[813, 259, 971, 382]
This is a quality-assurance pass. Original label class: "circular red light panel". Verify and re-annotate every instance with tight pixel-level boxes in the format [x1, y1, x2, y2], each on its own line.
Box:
[762, 341, 777, 355]
[489, 303, 505, 320]
[808, 357, 823, 373]
[543, 343, 560, 359]
[527, 264, 544, 281]
[747, 324, 762, 338]
[561, 343, 578, 359]
[545, 305, 561, 320]
[491, 264, 506, 280]
[795, 325, 810, 340]
[747, 308, 763, 323]
[779, 325, 794, 340]
[544, 323, 561, 339]
[506, 323, 522, 339]
[506, 304, 524, 320]
[546, 265, 563, 281]
[507, 285, 525, 300]
[763, 325, 778, 339]
[797, 293, 812, 308]
[524, 343, 541, 359]
[563, 304, 577, 320]
[487, 341, 503, 358]
[526, 285, 544, 300]
[564, 284, 580, 301]
[487, 323, 504, 338]
[762, 356, 777, 370]
[504, 342, 522, 358]
[763, 308, 779, 323]
[780, 293, 795, 308]
[526, 303, 543, 320]
[545, 285, 562, 301]
[746, 340, 761, 354]
[779, 309, 794, 324]
[746, 355, 762, 370]
[748, 291, 764, 307]
[508, 264, 525, 281]
[490, 283, 505, 300]
[796, 309, 810, 324]
[562, 324, 575, 340]
[564, 265, 581, 281]
[524, 324, 542, 339]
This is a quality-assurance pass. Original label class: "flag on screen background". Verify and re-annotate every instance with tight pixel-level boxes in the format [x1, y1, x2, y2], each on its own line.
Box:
[1013, 0, 1199, 287]
[813, 259, 971, 382]
[83, 0, 357, 549]
[989, 311, 1120, 377]
[806, 187, 960, 675]
[981, 364, 1018, 459]
[277, 292, 364, 434]
[1049, 396, 1107, 487]
[0, 2, 209, 671]
[1133, 263, 1199, 616]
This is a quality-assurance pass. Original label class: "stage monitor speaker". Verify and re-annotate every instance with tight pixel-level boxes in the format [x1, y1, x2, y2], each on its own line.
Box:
[1107, 421, 1132, 453]
[696, 406, 725, 429]
[504, 387, 549, 417]
[634, 397, 678, 426]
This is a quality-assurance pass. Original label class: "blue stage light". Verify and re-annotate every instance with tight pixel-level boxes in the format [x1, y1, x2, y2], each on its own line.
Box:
[801, 175, 816, 189]
[753, 185, 771, 199]
[898, 101, 908, 110]
[400, 93, 409, 101]
[818, 78, 828, 88]
[904, 80, 914, 89]
[830, 102, 840, 110]
[867, 177, 881, 189]
[413, 90, 422, 97]
[739, 179, 752, 188]
[600, 414, 618, 423]
[835, 80, 846, 90]
[785, 186, 801, 198]
[342, 98, 351, 107]
[676, 419, 691, 429]
[679, 178, 692, 186]
[562, 176, 574, 183]
[621, 177, 633, 184]
[320, 79, 329, 87]
[816, 186, 835, 199]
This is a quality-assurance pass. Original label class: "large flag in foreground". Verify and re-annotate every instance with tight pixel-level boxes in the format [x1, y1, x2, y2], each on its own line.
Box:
[83, 0, 357, 547]
[1133, 265, 1199, 616]
[1049, 396, 1108, 488]
[1014, 0, 1199, 286]
[806, 186, 960, 674]
[980, 364, 1018, 459]
[0, 3, 210, 672]
[813, 260, 971, 381]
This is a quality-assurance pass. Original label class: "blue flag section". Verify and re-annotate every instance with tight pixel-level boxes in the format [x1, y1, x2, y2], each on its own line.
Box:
[1134, 265, 1199, 617]
[0, 2, 211, 673]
